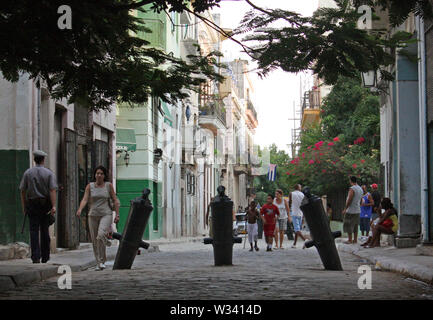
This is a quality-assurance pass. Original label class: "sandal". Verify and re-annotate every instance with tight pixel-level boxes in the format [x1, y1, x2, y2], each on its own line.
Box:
[343, 240, 353, 244]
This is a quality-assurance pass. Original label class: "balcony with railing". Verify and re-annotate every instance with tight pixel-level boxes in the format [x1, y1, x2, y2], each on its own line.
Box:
[246, 99, 258, 129]
[198, 99, 226, 135]
[301, 90, 321, 129]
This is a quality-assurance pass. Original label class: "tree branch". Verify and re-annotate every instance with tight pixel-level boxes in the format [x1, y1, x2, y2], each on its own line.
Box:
[111, 0, 155, 11]
[184, 7, 257, 59]
[244, 0, 305, 28]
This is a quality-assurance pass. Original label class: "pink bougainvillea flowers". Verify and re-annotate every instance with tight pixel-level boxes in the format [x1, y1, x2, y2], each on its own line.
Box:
[309, 160, 315, 164]
[328, 142, 334, 146]
[361, 159, 365, 163]
[333, 137, 340, 142]
[314, 141, 324, 150]
[352, 164, 357, 168]
[354, 137, 366, 145]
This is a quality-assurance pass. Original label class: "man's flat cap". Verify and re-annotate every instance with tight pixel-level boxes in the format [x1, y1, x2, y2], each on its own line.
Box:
[33, 150, 48, 157]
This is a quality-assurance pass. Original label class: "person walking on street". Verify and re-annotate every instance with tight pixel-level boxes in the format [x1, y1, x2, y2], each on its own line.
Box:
[76, 165, 119, 271]
[273, 211, 280, 249]
[290, 184, 306, 248]
[360, 185, 374, 237]
[342, 176, 363, 244]
[273, 189, 291, 249]
[19, 150, 58, 264]
[260, 194, 280, 252]
[246, 201, 260, 251]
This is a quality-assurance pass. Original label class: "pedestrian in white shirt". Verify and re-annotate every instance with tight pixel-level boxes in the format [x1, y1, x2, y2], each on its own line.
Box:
[290, 184, 306, 248]
[273, 189, 291, 249]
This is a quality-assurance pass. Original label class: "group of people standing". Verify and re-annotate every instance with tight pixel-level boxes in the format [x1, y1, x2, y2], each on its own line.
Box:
[20, 150, 119, 270]
[245, 184, 307, 252]
[243, 176, 399, 252]
[342, 176, 398, 248]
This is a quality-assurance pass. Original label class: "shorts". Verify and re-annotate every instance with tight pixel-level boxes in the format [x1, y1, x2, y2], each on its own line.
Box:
[359, 217, 370, 233]
[343, 213, 360, 234]
[291, 216, 303, 232]
[277, 218, 288, 231]
[264, 223, 276, 237]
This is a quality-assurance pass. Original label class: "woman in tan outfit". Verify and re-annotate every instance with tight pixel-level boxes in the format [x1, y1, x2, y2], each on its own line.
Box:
[76, 165, 119, 270]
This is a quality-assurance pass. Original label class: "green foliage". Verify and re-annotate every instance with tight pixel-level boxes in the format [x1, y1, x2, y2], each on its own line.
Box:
[353, 0, 433, 27]
[321, 77, 380, 151]
[287, 76, 381, 196]
[253, 144, 295, 197]
[255, 191, 268, 207]
[236, 0, 413, 85]
[0, 0, 223, 111]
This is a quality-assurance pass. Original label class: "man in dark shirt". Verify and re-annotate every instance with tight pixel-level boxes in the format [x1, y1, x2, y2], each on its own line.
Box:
[20, 150, 57, 264]
[370, 183, 381, 220]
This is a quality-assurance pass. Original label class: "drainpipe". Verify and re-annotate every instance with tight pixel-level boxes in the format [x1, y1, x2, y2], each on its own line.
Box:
[416, 16, 430, 243]
[36, 76, 41, 149]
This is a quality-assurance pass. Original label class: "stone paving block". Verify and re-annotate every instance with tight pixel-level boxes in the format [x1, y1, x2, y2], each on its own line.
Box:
[39, 267, 60, 280]
[337, 243, 433, 285]
[0, 246, 14, 260]
[0, 276, 15, 291]
[1, 241, 433, 300]
[12, 270, 41, 287]
[416, 244, 433, 257]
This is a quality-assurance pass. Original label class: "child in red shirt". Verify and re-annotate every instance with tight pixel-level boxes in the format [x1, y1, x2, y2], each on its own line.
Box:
[260, 194, 280, 251]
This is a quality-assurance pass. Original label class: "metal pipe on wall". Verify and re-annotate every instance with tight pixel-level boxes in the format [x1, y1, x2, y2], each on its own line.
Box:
[37, 76, 41, 149]
[416, 16, 430, 243]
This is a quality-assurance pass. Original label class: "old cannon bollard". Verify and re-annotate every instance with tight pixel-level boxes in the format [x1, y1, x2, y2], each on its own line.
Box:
[300, 187, 343, 271]
[204, 186, 242, 266]
[112, 232, 150, 250]
[113, 188, 153, 270]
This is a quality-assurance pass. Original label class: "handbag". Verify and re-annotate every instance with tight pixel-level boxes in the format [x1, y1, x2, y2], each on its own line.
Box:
[48, 212, 56, 226]
[106, 182, 115, 211]
[381, 218, 393, 228]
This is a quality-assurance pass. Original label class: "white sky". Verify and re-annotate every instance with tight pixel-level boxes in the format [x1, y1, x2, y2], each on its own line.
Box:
[213, 0, 319, 155]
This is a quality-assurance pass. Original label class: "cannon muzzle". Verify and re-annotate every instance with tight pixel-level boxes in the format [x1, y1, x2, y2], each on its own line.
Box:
[304, 240, 316, 248]
[112, 232, 150, 249]
[204, 237, 213, 245]
[332, 231, 342, 239]
[233, 236, 242, 244]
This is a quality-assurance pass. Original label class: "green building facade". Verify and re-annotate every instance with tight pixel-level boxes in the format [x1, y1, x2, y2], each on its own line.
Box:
[115, 6, 178, 240]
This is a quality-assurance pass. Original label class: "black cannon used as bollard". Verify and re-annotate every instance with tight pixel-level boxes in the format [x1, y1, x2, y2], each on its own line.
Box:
[113, 188, 153, 270]
[204, 186, 242, 266]
[300, 187, 343, 271]
[111, 232, 150, 250]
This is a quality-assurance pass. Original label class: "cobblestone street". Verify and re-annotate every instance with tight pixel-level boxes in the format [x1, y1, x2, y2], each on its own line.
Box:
[1, 240, 433, 300]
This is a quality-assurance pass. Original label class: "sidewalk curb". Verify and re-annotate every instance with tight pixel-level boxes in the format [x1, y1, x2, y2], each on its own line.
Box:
[337, 243, 433, 285]
[0, 243, 160, 291]
[149, 236, 204, 247]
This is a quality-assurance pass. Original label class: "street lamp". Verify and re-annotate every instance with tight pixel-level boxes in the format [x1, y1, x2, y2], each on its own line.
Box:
[361, 70, 378, 88]
[185, 105, 191, 122]
[124, 151, 130, 167]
